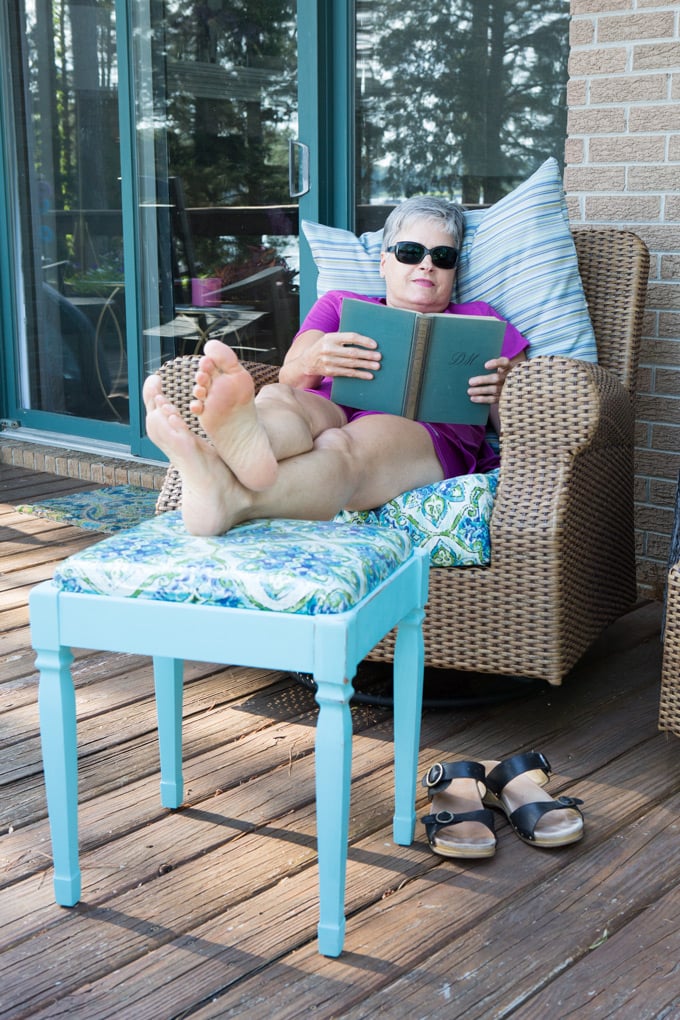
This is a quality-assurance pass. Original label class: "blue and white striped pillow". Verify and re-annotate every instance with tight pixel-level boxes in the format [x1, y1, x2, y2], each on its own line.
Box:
[456, 158, 597, 361]
[301, 221, 386, 297]
[302, 158, 597, 362]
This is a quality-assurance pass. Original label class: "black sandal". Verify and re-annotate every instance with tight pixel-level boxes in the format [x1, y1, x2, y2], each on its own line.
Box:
[481, 751, 584, 848]
[421, 761, 496, 859]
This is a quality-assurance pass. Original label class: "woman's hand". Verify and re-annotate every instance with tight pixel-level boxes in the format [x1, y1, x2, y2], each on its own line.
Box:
[467, 355, 514, 405]
[280, 329, 381, 389]
[306, 330, 381, 379]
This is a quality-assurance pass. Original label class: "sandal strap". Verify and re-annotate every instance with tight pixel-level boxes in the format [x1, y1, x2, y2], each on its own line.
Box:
[421, 760, 486, 796]
[485, 751, 552, 797]
[421, 807, 496, 844]
[508, 795, 584, 842]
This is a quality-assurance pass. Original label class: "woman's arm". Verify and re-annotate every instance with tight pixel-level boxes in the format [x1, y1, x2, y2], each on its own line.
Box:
[278, 328, 381, 390]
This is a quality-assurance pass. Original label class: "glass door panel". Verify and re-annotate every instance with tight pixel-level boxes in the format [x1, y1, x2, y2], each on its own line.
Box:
[4, 0, 128, 427]
[354, 1, 568, 230]
[132, 0, 299, 379]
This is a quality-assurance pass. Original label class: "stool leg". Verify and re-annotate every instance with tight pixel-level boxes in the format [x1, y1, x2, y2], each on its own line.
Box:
[153, 657, 184, 808]
[36, 644, 81, 906]
[392, 605, 426, 845]
[313, 653, 354, 958]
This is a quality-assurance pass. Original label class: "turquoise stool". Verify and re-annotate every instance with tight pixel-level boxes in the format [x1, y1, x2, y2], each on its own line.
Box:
[30, 514, 429, 957]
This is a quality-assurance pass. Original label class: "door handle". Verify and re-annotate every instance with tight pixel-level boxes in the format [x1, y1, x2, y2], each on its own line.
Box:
[288, 140, 310, 198]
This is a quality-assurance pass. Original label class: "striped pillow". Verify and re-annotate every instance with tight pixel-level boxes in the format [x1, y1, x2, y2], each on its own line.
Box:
[456, 158, 597, 361]
[301, 221, 385, 297]
[302, 157, 597, 362]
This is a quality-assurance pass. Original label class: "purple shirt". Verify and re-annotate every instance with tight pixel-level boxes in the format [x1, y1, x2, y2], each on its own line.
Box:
[294, 290, 529, 478]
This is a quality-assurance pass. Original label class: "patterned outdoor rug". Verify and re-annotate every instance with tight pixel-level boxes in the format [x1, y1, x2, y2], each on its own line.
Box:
[15, 484, 159, 534]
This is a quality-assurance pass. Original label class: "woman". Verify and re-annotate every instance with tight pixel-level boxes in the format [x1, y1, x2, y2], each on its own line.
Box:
[143, 196, 585, 859]
[143, 196, 527, 538]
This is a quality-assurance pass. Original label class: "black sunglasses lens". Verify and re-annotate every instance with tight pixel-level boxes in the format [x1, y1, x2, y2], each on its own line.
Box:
[395, 242, 425, 264]
[431, 246, 458, 269]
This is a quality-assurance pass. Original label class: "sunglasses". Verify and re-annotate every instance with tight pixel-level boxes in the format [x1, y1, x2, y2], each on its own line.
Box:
[386, 241, 459, 270]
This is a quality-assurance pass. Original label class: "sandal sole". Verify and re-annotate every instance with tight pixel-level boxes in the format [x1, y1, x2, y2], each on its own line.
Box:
[428, 840, 497, 859]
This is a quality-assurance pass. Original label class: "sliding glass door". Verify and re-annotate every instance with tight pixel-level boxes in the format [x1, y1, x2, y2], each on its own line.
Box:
[1, 0, 128, 436]
[128, 1, 300, 389]
[0, 0, 301, 454]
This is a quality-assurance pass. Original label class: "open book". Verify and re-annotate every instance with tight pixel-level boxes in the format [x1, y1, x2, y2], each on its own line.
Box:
[330, 298, 505, 424]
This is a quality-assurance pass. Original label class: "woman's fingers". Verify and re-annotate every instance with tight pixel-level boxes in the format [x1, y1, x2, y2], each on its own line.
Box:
[318, 331, 381, 377]
[467, 357, 511, 403]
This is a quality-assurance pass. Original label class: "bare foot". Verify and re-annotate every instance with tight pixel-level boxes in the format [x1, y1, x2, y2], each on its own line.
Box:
[190, 341, 279, 492]
[144, 374, 250, 536]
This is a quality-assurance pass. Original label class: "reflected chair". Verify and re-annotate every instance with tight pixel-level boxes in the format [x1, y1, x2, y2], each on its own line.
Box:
[156, 227, 650, 686]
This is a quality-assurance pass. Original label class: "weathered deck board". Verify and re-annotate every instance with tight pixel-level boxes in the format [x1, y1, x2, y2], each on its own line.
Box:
[1, 462, 678, 1019]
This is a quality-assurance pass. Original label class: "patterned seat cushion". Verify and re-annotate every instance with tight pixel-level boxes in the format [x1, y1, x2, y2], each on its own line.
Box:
[335, 470, 498, 567]
[53, 514, 412, 615]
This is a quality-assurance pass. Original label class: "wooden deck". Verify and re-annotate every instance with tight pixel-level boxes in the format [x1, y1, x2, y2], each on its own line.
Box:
[1, 461, 679, 1019]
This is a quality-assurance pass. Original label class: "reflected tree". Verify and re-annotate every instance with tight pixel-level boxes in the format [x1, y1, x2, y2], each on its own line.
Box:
[357, 0, 569, 204]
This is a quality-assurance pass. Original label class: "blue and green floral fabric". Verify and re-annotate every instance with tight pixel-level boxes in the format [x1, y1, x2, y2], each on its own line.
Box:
[334, 469, 498, 567]
[53, 514, 412, 615]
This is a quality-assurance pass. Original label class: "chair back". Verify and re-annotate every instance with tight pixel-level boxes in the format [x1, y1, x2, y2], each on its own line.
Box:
[572, 228, 649, 397]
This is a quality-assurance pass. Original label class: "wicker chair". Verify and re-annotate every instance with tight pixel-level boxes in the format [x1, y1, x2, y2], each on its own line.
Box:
[154, 227, 650, 686]
[659, 561, 680, 737]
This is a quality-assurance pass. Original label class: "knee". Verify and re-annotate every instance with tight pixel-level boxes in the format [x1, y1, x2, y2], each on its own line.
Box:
[256, 382, 297, 408]
[314, 425, 354, 461]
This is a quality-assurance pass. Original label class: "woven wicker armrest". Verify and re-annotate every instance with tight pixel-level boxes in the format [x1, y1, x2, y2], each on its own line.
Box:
[498, 355, 633, 454]
[490, 355, 634, 545]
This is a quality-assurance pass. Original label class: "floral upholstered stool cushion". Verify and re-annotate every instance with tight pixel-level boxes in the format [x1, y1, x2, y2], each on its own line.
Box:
[53, 513, 413, 614]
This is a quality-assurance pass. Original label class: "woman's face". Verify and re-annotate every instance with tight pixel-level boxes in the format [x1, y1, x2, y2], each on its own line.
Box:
[380, 218, 457, 314]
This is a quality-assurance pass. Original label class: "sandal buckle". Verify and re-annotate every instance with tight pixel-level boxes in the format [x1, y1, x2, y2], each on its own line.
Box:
[425, 763, 445, 788]
[434, 810, 455, 825]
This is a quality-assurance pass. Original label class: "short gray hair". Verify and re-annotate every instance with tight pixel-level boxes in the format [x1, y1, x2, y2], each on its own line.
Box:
[382, 196, 465, 251]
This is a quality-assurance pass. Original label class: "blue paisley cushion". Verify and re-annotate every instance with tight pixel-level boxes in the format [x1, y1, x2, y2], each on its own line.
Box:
[334, 469, 498, 567]
[53, 515, 412, 615]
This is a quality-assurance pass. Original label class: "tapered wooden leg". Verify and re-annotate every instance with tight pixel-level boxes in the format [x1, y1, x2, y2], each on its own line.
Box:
[153, 656, 184, 809]
[392, 604, 426, 844]
[313, 630, 354, 957]
[36, 644, 81, 906]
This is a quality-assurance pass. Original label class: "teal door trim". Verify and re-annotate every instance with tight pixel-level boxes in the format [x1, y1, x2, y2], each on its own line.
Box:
[0, 8, 16, 421]
[115, 0, 153, 458]
[297, 0, 355, 318]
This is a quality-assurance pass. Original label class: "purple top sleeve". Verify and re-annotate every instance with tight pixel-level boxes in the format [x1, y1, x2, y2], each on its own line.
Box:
[295, 290, 529, 399]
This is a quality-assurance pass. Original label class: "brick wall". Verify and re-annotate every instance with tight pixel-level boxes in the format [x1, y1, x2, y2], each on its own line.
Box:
[566, 0, 680, 600]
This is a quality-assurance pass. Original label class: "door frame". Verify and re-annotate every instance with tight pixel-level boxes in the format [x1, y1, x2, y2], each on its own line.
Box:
[297, 0, 355, 319]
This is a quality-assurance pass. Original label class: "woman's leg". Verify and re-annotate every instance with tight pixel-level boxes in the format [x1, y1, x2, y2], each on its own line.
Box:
[190, 341, 347, 490]
[144, 343, 444, 536]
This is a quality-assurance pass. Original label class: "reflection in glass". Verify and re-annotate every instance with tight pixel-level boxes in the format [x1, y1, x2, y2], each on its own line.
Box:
[356, 0, 569, 230]
[8, 0, 127, 422]
[135, 1, 299, 373]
